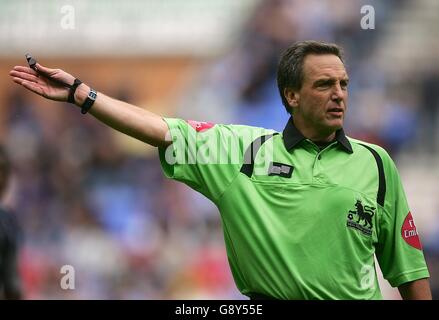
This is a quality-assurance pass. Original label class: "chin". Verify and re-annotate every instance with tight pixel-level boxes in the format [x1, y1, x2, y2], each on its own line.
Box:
[326, 119, 344, 131]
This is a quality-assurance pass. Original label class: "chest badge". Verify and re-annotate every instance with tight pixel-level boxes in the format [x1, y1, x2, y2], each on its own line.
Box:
[346, 200, 375, 236]
[268, 162, 293, 178]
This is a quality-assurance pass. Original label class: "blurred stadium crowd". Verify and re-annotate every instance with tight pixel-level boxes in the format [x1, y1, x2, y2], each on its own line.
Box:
[0, 0, 438, 299]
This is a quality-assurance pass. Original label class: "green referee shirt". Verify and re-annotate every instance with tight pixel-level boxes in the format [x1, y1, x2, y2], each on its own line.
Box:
[158, 117, 430, 300]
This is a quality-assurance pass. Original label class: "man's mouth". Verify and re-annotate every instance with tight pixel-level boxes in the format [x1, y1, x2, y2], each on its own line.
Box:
[327, 107, 344, 117]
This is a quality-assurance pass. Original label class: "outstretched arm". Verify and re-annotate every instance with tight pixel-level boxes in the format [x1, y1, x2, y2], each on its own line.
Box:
[9, 63, 170, 148]
[398, 278, 432, 300]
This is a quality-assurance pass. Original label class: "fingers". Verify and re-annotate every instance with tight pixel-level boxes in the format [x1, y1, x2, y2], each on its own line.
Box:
[9, 70, 40, 83]
[35, 63, 56, 76]
[33, 63, 74, 86]
[11, 65, 38, 76]
[12, 77, 44, 96]
[11, 63, 57, 78]
[11, 77, 24, 85]
[22, 81, 44, 96]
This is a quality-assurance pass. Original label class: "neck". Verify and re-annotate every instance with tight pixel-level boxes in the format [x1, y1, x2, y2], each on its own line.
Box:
[293, 117, 336, 143]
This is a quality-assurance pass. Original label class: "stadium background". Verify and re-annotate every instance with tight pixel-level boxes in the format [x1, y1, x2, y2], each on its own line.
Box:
[0, 0, 438, 299]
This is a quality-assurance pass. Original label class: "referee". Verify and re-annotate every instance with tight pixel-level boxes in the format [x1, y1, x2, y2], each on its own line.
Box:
[9, 40, 431, 299]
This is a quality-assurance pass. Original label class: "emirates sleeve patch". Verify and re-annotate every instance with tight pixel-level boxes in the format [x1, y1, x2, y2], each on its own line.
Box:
[401, 211, 423, 250]
[186, 120, 215, 132]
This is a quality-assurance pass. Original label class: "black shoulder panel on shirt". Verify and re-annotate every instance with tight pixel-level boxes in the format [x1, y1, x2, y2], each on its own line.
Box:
[358, 144, 386, 207]
[240, 133, 279, 178]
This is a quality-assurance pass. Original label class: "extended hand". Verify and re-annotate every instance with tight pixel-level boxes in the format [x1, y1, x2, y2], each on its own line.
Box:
[9, 63, 75, 102]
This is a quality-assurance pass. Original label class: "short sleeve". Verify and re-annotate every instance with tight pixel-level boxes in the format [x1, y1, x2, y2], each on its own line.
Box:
[375, 152, 430, 287]
[158, 118, 273, 203]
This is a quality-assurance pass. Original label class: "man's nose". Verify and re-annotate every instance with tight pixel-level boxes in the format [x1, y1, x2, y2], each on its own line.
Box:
[331, 84, 344, 102]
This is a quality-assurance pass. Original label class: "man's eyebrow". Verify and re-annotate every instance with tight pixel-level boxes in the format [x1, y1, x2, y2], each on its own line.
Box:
[313, 78, 334, 85]
[313, 77, 349, 85]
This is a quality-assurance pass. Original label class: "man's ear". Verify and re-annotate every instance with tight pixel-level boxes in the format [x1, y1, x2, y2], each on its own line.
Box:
[284, 88, 299, 109]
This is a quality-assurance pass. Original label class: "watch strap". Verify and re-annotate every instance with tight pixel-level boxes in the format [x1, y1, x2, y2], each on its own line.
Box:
[80, 88, 97, 114]
[67, 78, 82, 104]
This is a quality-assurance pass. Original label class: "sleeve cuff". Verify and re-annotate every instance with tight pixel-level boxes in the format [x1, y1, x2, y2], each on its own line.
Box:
[388, 268, 430, 287]
[158, 117, 182, 179]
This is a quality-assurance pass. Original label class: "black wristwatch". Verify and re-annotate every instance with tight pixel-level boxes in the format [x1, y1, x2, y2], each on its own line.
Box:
[81, 88, 97, 114]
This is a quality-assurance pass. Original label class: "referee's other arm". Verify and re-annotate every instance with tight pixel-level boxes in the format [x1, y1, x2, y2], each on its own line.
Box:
[398, 278, 432, 300]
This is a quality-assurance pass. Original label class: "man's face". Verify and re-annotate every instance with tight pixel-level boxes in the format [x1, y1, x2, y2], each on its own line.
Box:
[288, 54, 349, 137]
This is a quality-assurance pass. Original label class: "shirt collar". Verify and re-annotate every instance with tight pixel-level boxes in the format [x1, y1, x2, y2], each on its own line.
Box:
[282, 117, 353, 154]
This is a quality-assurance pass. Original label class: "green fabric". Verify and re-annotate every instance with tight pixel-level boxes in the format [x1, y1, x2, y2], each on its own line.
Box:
[158, 118, 429, 300]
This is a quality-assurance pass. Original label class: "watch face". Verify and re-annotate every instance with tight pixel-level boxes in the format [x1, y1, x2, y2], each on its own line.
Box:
[89, 90, 97, 100]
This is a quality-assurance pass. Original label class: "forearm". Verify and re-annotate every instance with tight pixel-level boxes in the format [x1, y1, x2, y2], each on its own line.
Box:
[74, 83, 170, 148]
[398, 278, 432, 300]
